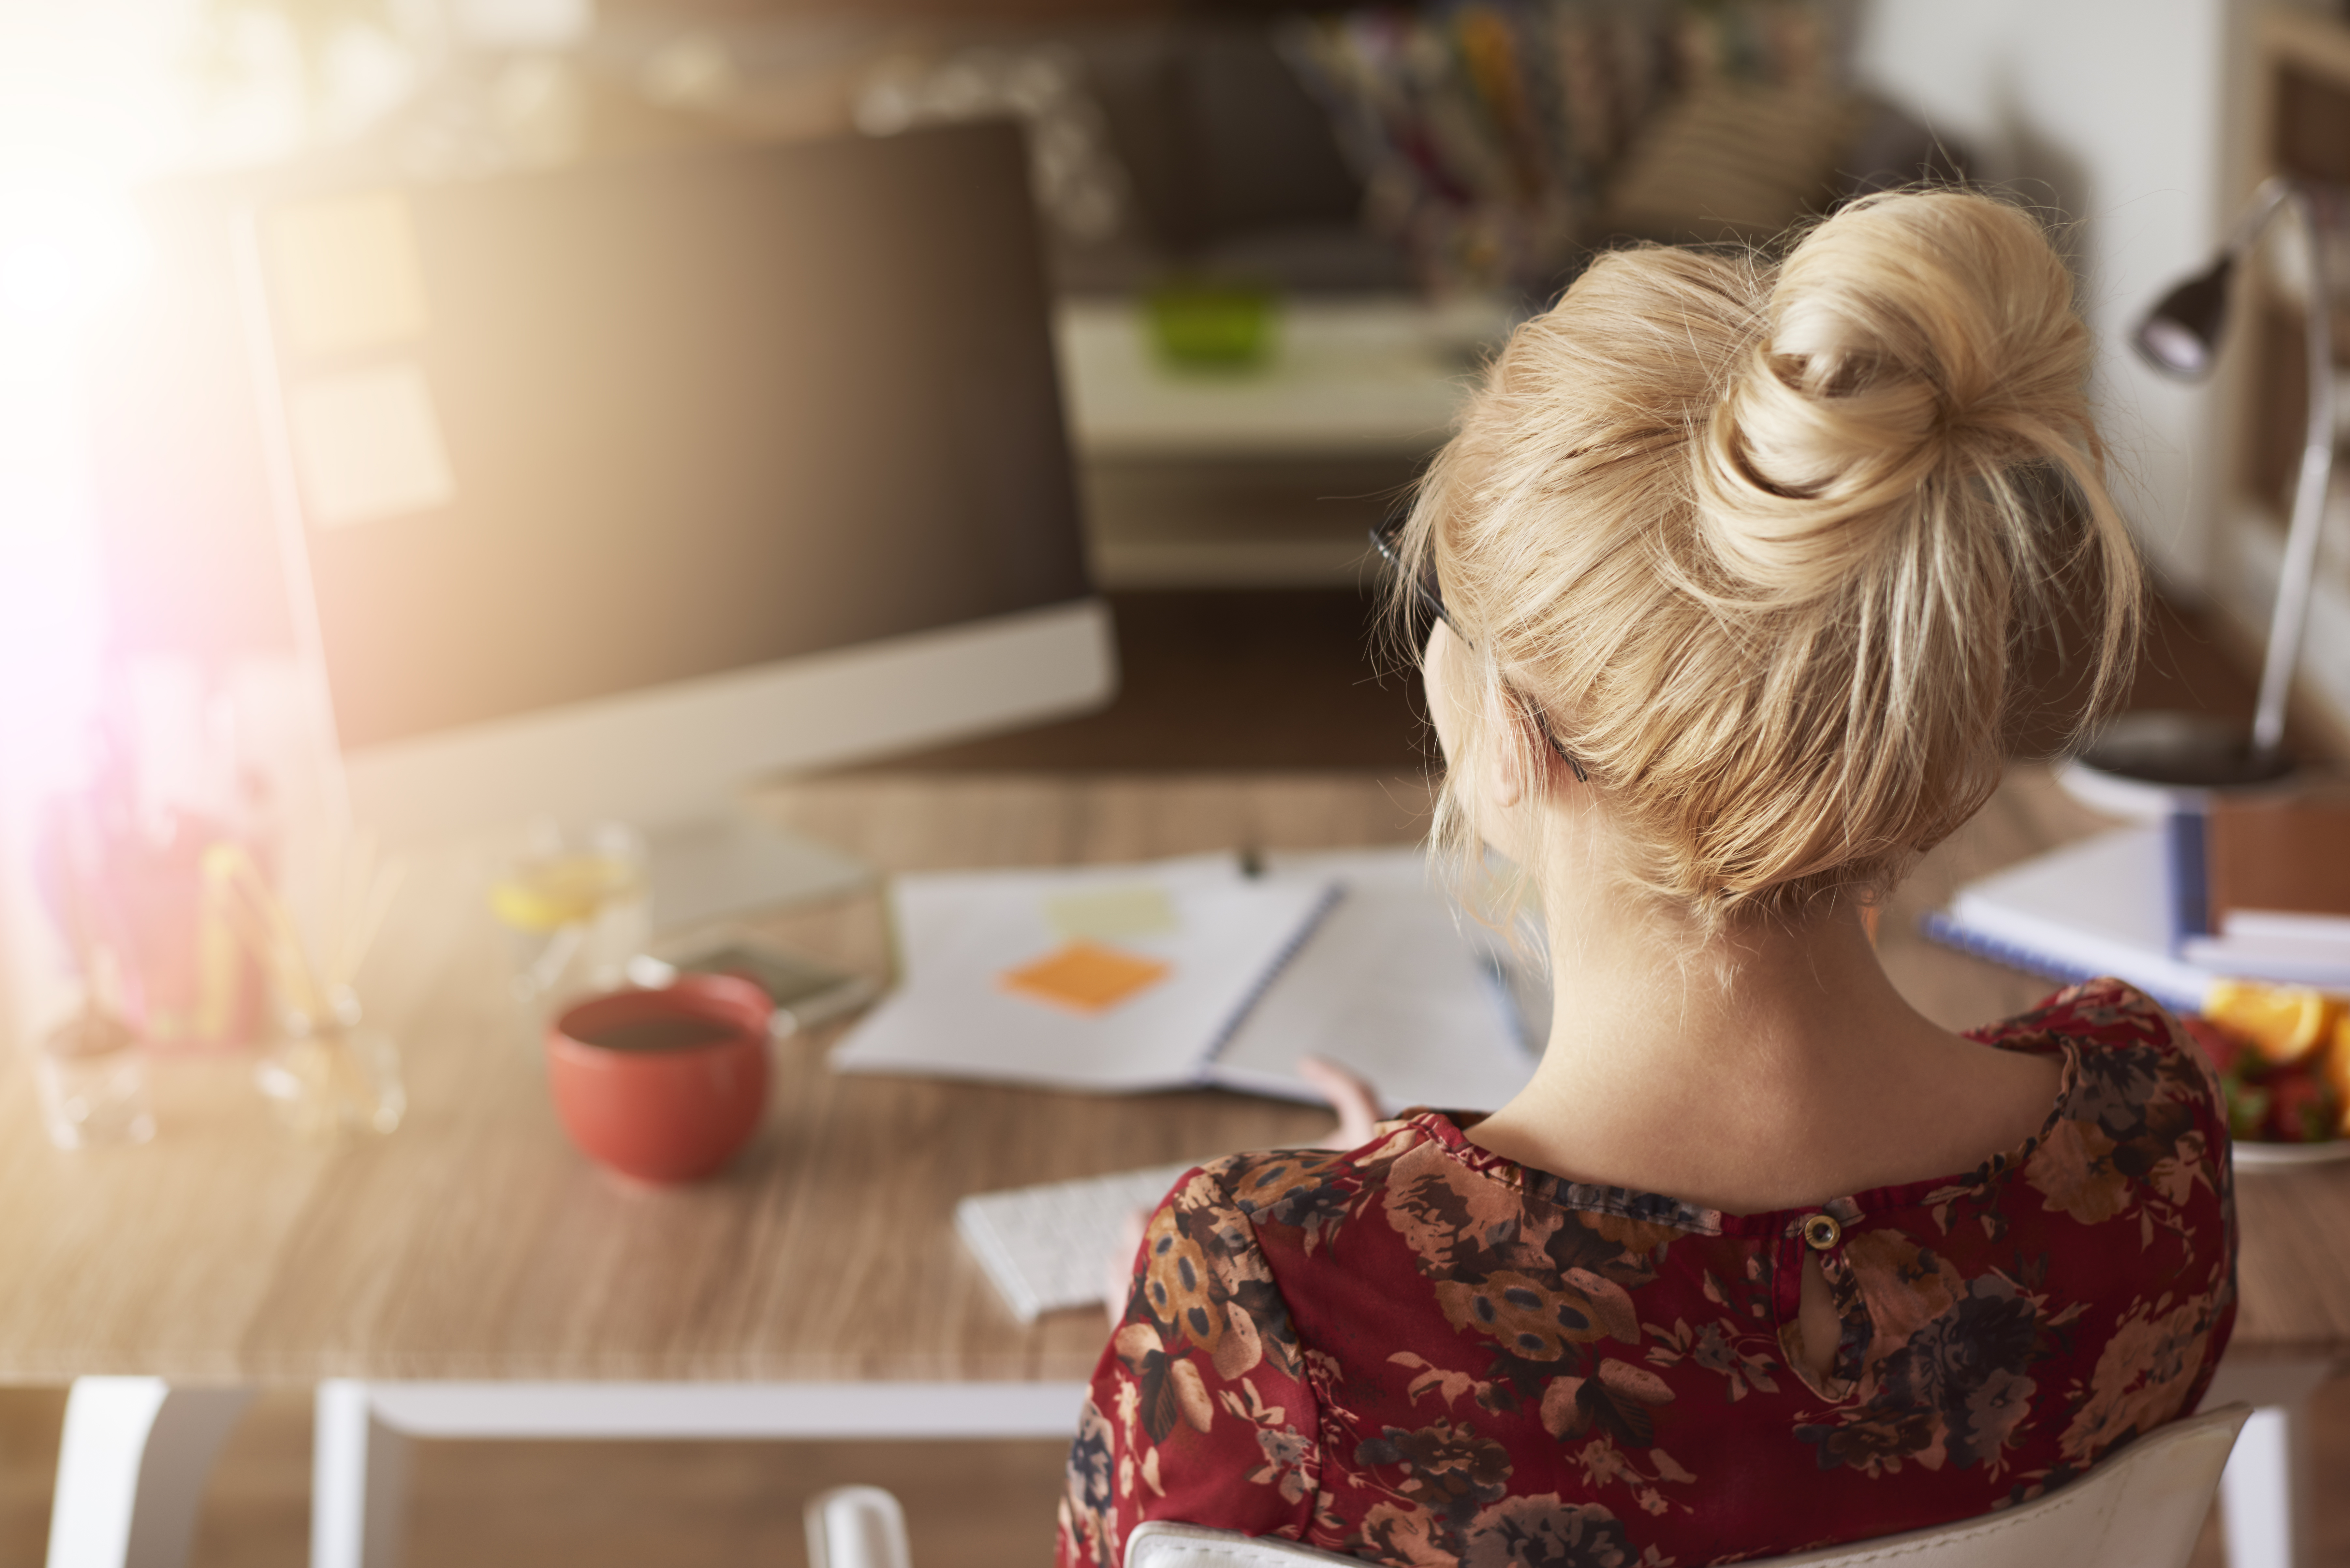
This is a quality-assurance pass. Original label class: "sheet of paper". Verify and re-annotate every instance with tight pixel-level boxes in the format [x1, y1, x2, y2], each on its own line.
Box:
[266, 193, 430, 356]
[832, 854, 1338, 1093]
[289, 364, 457, 529]
[1216, 847, 1537, 1114]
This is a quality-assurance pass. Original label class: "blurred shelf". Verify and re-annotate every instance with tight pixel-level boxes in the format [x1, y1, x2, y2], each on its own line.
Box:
[1088, 534, 1373, 589]
[1054, 294, 1509, 461]
[1076, 450, 1410, 590]
[1056, 292, 1508, 587]
[2260, 6, 2350, 122]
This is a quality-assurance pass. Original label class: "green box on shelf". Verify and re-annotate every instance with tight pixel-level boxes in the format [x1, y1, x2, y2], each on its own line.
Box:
[1145, 282, 1279, 370]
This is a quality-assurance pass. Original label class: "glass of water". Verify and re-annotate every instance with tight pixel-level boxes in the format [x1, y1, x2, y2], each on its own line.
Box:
[488, 821, 649, 1009]
[255, 986, 405, 1141]
[35, 1007, 155, 1149]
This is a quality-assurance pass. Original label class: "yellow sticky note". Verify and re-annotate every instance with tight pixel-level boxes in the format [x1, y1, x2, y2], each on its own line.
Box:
[1001, 941, 1169, 1015]
[1043, 884, 1178, 942]
[266, 193, 429, 356]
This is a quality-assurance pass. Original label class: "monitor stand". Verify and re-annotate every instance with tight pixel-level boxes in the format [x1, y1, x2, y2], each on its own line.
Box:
[644, 812, 874, 935]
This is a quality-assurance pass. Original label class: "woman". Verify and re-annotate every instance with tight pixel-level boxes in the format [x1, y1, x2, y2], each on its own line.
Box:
[1057, 190, 2235, 1568]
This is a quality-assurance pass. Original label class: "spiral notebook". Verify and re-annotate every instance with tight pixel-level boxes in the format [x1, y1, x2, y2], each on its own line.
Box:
[1921, 827, 2214, 1012]
[831, 854, 1341, 1093]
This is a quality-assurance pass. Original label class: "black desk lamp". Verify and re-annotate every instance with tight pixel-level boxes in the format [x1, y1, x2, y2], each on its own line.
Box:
[2069, 177, 2331, 806]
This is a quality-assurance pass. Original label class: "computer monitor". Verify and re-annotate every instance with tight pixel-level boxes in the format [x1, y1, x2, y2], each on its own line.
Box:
[235, 125, 1114, 915]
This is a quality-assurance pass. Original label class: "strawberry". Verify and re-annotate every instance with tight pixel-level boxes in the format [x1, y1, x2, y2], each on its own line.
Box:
[2183, 1014, 2249, 1076]
[2266, 1071, 2336, 1144]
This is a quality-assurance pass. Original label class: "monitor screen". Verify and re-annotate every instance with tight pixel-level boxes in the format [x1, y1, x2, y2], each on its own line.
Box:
[251, 123, 1092, 753]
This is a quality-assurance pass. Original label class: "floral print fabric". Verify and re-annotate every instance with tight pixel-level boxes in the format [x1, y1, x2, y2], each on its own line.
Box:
[1056, 980, 2236, 1568]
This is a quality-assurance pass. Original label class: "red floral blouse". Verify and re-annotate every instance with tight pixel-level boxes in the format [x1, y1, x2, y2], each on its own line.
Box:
[1056, 980, 2237, 1568]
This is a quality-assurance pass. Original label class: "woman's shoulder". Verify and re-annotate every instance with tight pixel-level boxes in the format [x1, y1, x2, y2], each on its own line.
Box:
[1930, 978, 2233, 1254]
[1177, 1117, 1545, 1263]
[1187, 1122, 1432, 1234]
[1967, 977, 2230, 1150]
[1969, 976, 2198, 1058]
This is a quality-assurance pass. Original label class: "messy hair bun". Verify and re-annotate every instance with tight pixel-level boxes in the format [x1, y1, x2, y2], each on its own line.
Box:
[1698, 192, 2104, 596]
[1400, 190, 2139, 927]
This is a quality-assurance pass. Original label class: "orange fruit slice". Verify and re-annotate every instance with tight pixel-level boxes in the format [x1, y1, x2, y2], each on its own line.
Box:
[489, 852, 641, 933]
[2203, 979, 2338, 1065]
[2327, 1015, 2350, 1137]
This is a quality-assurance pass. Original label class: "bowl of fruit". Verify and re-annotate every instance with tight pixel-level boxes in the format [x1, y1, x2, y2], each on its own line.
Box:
[2183, 979, 2350, 1168]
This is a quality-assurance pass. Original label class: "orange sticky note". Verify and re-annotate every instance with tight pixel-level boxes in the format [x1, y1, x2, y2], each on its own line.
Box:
[1000, 941, 1169, 1014]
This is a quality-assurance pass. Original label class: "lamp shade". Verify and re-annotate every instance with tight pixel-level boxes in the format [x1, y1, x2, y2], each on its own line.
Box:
[2132, 255, 2236, 379]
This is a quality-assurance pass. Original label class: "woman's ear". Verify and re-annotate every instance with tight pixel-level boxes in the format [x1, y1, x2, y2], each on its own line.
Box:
[1484, 689, 1529, 811]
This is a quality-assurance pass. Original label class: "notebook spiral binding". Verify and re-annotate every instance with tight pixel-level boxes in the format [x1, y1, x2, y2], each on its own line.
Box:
[1918, 910, 2206, 1015]
[1200, 881, 1347, 1078]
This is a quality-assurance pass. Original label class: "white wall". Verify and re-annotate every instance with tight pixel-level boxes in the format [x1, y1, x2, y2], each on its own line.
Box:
[1853, 0, 2240, 594]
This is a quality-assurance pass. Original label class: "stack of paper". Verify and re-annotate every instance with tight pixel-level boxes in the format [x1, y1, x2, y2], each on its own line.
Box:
[2181, 919, 2350, 987]
[832, 847, 1540, 1108]
[2177, 796, 2350, 986]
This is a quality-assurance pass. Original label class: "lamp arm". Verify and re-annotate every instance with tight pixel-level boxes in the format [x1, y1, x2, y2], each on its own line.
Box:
[2251, 181, 2335, 759]
[2225, 176, 2297, 257]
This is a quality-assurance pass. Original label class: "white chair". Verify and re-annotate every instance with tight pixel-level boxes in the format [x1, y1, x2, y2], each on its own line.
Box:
[805, 1403, 2248, 1568]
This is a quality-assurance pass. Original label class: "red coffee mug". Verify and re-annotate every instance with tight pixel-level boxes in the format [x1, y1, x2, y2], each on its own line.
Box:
[547, 974, 772, 1183]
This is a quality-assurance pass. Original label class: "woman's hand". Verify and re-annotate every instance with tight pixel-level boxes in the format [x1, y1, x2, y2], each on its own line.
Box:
[1101, 1057, 1388, 1329]
[1299, 1054, 1385, 1150]
[1104, 1203, 1153, 1332]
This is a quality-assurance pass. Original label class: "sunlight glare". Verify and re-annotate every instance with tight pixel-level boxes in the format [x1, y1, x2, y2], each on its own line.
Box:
[0, 1, 193, 794]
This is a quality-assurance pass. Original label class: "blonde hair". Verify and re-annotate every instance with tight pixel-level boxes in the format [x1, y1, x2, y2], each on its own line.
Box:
[1398, 189, 2140, 931]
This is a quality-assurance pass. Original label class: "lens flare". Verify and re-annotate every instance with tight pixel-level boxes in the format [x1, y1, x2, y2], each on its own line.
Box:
[0, 3, 192, 794]
[0, 180, 152, 332]
[0, 2, 201, 1051]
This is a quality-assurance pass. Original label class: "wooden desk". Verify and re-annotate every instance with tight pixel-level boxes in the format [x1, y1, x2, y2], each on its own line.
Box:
[9, 770, 2344, 1568]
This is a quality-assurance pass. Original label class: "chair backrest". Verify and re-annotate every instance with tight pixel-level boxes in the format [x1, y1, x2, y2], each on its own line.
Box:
[1124, 1404, 2250, 1568]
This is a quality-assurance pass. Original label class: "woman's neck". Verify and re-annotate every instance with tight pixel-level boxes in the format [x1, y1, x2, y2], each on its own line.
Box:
[1464, 894, 2061, 1215]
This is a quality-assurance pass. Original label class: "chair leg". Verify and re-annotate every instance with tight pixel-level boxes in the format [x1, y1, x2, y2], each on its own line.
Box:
[313, 1382, 412, 1568]
[2205, 1356, 2332, 1568]
[46, 1377, 252, 1568]
[2219, 1403, 2313, 1568]
[807, 1485, 913, 1568]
